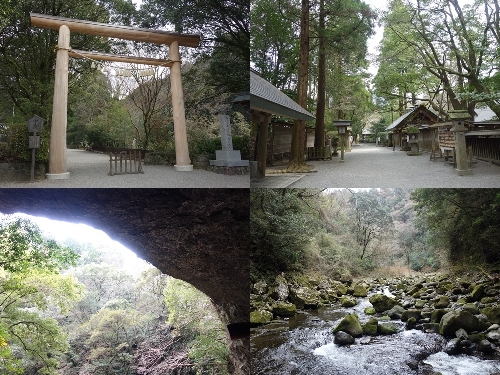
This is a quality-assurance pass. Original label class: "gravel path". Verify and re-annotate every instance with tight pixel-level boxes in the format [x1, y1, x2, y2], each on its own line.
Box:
[254, 143, 500, 188]
[1, 149, 249, 188]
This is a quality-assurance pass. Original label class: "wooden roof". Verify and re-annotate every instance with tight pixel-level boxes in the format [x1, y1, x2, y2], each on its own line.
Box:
[250, 70, 315, 121]
[386, 105, 440, 132]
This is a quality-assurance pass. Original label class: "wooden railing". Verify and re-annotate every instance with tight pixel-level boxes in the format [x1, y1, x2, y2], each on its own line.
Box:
[107, 148, 148, 176]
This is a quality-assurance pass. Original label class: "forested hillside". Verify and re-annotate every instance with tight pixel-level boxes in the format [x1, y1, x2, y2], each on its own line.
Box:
[0, 214, 229, 375]
[251, 188, 500, 281]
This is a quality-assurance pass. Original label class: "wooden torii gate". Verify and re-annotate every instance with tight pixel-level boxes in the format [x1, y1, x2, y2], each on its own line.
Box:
[30, 13, 201, 179]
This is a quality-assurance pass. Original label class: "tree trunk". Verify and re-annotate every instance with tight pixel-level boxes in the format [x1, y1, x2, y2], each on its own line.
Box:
[287, 0, 309, 171]
[314, 0, 326, 149]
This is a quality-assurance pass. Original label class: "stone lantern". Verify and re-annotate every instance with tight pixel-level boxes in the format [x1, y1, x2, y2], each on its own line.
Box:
[449, 110, 472, 175]
[333, 120, 351, 163]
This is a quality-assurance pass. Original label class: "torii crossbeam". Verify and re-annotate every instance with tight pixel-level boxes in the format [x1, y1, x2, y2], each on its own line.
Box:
[30, 13, 201, 178]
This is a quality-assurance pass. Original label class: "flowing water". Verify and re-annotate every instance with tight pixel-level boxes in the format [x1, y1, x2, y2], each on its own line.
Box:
[251, 295, 500, 375]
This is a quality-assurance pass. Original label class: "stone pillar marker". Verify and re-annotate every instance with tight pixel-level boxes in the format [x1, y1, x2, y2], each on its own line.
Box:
[449, 110, 472, 176]
[210, 115, 249, 168]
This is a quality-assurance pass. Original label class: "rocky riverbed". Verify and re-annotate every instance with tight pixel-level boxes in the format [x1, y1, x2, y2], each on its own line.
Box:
[251, 273, 500, 374]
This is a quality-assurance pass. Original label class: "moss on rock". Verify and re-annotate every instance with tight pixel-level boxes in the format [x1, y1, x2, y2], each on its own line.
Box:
[333, 313, 363, 338]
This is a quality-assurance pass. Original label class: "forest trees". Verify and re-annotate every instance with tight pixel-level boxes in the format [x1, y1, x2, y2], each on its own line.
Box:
[411, 189, 500, 266]
[348, 191, 393, 260]
[250, 0, 375, 169]
[0, 217, 83, 374]
[0, 215, 232, 374]
[375, 0, 500, 118]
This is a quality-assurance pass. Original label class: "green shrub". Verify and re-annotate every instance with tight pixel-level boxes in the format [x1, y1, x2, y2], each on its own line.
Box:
[3, 122, 50, 163]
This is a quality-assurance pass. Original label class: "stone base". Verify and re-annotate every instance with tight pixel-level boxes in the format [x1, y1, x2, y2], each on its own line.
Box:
[46, 172, 70, 180]
[454, 168, 473, 176]
[209, 165, 249, 175]
[174, 164, 193, 171]
[210, 160, 250, 167]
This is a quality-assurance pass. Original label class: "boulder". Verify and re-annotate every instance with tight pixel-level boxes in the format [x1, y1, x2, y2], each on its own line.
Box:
[272, 302, 297, 317]
[470, 284, 486, 301]
[289, 286, 321, 309]
[401, 309, 422, 322]
[444, 338, 460, 355]
[478, 339, 495, 353]
[364, 307, 376, 315]
[480, 306, 500, 324]
[334, 331, 355, 346]
[269, 275, 289, 301]
[378, 322, 398, 335]
[406, 317, 417, 330]
[369, 294, 398, 313]
[332, 281, 348, 295]
[252, 280, 268, 295]
[363, 318, 378, 336]
[434, 296, 450, 309]
[333, 313, 363, 338]
[415, 299, 426, 309]
[486, 328, 500, 341]
[341, 295, 357, 307]
[462, 303, 479, 315]
[250, 310, 273, 327]
[386, 305, 405, 319]
[431, 309, 448, 324]
[439, 309, 480, 337]
[352, 283, 368, 297]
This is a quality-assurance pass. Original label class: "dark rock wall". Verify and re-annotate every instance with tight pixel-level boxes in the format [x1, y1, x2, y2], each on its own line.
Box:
[0, 188, 250, 374]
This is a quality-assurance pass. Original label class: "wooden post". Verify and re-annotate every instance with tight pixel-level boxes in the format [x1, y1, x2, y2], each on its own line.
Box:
[169, 41, 192, 171]
[256, 113, 270, 179]
[47, 25, 70, 179]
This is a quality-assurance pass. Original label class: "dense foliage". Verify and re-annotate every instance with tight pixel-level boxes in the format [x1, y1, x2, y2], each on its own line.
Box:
[411, 189, 500, 266]
[251, 188, 452, 282]
[0, 215, 230, 375]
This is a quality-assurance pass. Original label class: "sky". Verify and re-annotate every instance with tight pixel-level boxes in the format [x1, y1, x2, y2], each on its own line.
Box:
[3, 213, 152, 276]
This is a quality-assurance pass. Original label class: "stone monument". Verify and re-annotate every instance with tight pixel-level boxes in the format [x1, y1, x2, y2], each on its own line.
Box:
[210, 115, 249, 174]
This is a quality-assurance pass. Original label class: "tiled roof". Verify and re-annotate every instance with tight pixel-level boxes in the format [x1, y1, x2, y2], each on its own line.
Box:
[250, 70, 315, 121]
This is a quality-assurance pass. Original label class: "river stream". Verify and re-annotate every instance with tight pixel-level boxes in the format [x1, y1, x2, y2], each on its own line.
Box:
[251, 295, 500, 375]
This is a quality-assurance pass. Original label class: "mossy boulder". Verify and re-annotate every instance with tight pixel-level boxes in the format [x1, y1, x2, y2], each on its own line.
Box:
[289, 286, 321, 309]
[352, 283, 368, 297]
[462, 303, 479, 315]
[333, 313, 363, 338]
[470, 284, 486, 301]
[252, 280, 268, 295]
[369, 294, 398, 313]
[386, 305, 405, 319]
[272, 302, 297, 317]
[250, 310, 273, 327]
[401, 309, 422, 322]
[439, 309, 480, 337]
[480, 306, 500, 324]
[341, 295, 357, 307]
[378, 322, 398, 335]
[431, 309, 448, 323]
[363, 318, 378, 335]
[364, 307, 376, 315]
[332, 281, 348, 295]
[434, 296, 450, 308]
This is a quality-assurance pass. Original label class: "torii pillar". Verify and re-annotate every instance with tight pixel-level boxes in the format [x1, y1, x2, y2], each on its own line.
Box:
[30, 13, 200, 177]
[169, 41, 192, 171]
[46, 25, 70, 179]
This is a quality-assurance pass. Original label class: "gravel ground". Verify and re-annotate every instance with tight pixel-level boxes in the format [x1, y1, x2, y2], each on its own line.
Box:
[257, 143, 500, 188]
[1, 149, 250, 188]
